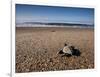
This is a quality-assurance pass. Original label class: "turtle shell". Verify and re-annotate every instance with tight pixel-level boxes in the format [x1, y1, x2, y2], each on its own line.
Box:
[63, 46, 72, 55]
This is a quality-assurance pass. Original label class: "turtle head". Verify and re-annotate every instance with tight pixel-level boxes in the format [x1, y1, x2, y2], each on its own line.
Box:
[64, 43, 67, 46]
[70, 46, 75, 50]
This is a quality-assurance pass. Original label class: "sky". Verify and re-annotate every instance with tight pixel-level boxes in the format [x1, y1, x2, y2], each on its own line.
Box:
[16, 4, 94, 25]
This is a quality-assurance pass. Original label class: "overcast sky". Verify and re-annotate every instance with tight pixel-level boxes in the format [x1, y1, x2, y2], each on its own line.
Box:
[16, 4, 94, 25]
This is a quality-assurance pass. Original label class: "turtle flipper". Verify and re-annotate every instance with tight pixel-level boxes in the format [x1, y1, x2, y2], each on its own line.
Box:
[61, 53, 72, 57]
[58, 49, 64, 54]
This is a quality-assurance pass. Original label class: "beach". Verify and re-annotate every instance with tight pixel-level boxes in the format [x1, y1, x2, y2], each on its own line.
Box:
[16, 27, 94, 73]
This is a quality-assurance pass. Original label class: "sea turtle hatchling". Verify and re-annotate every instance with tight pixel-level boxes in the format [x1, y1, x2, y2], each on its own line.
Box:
[58, 43, 81, 57]
[58, 43, 72, 56]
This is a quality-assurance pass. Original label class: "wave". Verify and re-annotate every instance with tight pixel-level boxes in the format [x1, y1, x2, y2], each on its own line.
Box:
[16, 22, 94, 28]
[16, 25, 94, 29]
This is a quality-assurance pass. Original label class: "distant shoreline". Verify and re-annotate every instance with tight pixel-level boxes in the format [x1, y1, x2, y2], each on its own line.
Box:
[16, 25, 94, 29]
[16, 22, 94, 28]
